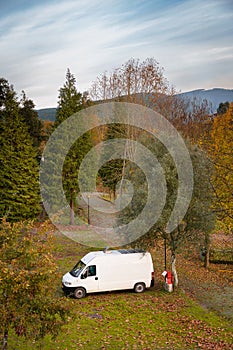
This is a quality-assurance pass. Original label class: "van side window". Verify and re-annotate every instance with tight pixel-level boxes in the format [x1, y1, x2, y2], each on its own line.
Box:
[82, 265, 96, 278]
[87, 265, 96, 276]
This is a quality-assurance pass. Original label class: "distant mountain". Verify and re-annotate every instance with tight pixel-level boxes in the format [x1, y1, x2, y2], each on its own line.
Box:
[37, 108, 57, 121]
[177, 88, 233, 112]
[37, 88, 233, 121]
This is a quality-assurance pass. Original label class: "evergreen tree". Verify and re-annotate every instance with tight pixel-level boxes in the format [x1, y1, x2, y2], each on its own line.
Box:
[54, 69, 93, 224]
[217, 101, 230, 115]
[56, 71, 92, 124]
[19, 91, 43, 154]
[0, 80, 41, 222]
[0, 78, 9, 107]
[0, 78, 18, 121]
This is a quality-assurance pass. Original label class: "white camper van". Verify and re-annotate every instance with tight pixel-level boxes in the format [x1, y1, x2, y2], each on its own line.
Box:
[62, 249, 154, 298]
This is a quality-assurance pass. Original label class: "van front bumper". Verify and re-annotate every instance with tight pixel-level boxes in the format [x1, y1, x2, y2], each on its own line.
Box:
[62, 283, 76, 295]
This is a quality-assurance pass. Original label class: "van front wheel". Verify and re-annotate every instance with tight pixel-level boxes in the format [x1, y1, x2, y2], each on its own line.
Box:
[74, 287, 86, 299]
[134, 282, 145, 293]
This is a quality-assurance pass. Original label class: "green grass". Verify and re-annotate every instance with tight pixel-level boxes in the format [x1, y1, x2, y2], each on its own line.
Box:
[7, 232, 233, 349]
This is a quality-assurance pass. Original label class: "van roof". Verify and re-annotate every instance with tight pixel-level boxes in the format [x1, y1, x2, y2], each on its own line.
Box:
[118, 249, 145, 254]
[81, 249, 147, 264]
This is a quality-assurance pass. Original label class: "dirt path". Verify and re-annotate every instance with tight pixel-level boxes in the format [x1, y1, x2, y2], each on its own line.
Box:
[83, 192, 117, 226]
[78, 192, 124, 247]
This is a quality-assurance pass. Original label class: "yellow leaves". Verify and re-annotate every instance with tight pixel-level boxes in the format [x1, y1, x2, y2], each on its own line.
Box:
[210, 103, 233, 231]
[197, 103, 233, 232]
[0, 220, 58, 288]
[1, 267, 10, 275]
[0, 223, 71, 340]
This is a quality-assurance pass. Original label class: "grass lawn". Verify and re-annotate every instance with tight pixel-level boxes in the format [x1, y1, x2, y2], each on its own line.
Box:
[8, 231, 233, 350]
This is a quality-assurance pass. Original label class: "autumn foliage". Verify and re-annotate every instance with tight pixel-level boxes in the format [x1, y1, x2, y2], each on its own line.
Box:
[0, 220, 72, 349]
[206, 103, 233, 232]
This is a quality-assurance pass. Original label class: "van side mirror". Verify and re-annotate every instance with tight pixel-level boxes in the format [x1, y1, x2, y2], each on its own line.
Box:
[81, 272, 87, 279]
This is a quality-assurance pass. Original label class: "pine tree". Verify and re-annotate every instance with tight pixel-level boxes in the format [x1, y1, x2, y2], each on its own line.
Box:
[0, 78, 18, 120]
[19, 91, 43, 154]
[55, 68, 83, 126]
[54, 69, 93, 224]
[0, 80, 41, 221]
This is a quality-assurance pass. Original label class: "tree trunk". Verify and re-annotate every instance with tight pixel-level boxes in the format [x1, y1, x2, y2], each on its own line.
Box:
[70, 197, 74, 225]
[204, 232, 210, 269]
[3, 329, 8, 350]
[171, 252, 178, 287]
[204, 245, 210, 269]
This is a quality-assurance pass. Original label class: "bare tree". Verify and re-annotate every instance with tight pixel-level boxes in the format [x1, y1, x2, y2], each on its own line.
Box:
[90, 58, 174, 196]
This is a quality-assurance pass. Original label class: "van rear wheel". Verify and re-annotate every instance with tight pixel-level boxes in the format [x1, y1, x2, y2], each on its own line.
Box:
[74, 287, 86, 299]
[134, 282, 145, 293]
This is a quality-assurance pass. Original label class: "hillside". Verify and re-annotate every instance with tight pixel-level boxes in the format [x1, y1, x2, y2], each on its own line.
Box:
[36, 88, 233, 121]
[177, 88, 233, 112]
[37, 107, 57, 121]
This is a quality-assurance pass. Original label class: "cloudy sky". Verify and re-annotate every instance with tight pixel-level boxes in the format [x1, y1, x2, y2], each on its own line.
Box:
[0, 0, 233, 108]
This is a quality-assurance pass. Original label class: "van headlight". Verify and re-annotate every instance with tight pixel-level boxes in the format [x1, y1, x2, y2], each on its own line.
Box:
[64, 281, 72, 286]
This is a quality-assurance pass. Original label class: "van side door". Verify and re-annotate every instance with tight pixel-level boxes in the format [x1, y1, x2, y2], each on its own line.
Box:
[80, 265, 99, 293]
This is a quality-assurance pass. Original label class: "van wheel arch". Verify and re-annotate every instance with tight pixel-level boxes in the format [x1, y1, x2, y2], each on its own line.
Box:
[134, 282, 146, 293]
[73, 287, 86, 299]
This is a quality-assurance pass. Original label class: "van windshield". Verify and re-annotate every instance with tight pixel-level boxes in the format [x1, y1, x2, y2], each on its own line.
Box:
[70, 260, 86, 277]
